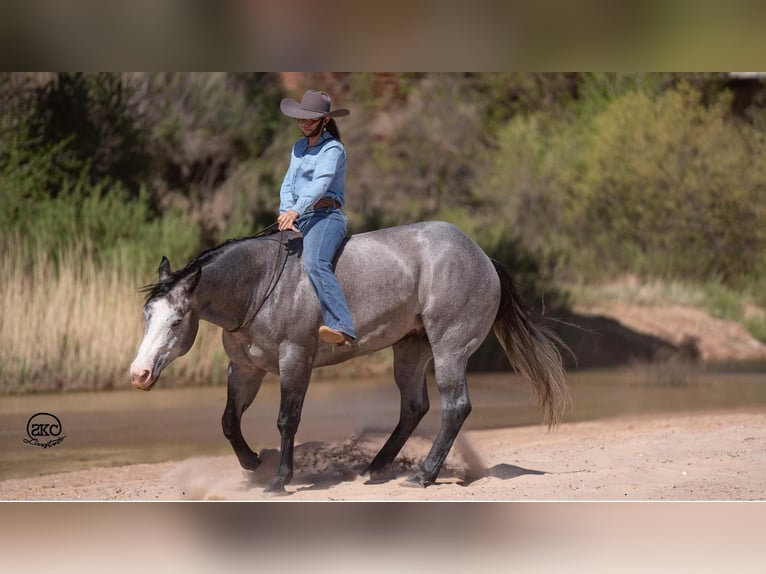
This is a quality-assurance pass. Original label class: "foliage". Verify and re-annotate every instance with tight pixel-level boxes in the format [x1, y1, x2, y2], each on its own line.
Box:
[1, 134, 191, 280]
[33, 73, 151, 193]
[1, 72, 284, 247]
[338, 73, 490, 230]
[1, 175, 200, 277]
[470, 111, 580, 265]
[0, 73, 151, 198]
[572, 83, 766, 283]
[471, 73, 579, 127]
[469, 76, 766, 291]
[140, 73, 283, 190]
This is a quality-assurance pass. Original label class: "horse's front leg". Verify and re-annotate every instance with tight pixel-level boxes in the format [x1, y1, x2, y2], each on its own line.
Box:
[222, 362, 266, 471]
[265, 345, 313, 495]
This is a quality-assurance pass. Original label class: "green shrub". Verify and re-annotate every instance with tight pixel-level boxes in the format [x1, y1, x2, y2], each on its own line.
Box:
[1, 177, 200, 276]
[571, 83, 766, 284]
[745, 317, 766, 344]
[470, 111, 581, 265]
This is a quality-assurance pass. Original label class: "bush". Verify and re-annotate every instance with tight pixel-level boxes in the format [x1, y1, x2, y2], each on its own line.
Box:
[2, 180, 198, 273]
[470, 111, 581, 267]
[572, 84, 766, 284]
[343, 73, 489, 230]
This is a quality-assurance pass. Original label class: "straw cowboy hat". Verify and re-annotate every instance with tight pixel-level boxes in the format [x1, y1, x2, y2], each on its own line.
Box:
[280, 89, 350, 119]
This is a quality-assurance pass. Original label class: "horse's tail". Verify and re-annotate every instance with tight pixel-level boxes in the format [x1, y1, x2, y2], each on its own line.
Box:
[491, 259, 571, 427]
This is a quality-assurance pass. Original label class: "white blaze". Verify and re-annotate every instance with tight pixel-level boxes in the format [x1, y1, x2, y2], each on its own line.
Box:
[130, 299, 179, 376]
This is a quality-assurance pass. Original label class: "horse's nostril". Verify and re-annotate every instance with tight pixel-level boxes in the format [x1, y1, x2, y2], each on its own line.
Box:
[131, 369, 151, 387]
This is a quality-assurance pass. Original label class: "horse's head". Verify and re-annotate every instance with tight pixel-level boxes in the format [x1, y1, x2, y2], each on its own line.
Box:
[130, 257, 201, 391]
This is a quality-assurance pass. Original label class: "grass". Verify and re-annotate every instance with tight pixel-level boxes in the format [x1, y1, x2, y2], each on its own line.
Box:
[567, 275, 706, 307]
[0, 243, 228, 394]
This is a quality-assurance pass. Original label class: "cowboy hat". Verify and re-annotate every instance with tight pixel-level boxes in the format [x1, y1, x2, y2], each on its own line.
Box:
[280, 89, 350, 119]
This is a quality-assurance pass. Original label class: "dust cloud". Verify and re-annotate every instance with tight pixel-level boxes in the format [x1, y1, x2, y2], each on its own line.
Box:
[168, 429, 483, 500]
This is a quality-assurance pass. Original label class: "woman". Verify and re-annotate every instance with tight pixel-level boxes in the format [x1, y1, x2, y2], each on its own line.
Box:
[277, 89, 356, 345]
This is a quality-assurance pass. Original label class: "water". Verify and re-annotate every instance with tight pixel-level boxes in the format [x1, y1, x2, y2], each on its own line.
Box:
[2, 364, 766, 481]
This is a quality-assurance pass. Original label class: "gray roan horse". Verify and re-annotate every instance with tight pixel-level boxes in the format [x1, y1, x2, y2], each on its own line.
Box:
[130, 221, 569, 494]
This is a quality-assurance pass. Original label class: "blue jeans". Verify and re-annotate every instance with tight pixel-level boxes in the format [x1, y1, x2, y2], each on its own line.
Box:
[296, 207, 356, 339]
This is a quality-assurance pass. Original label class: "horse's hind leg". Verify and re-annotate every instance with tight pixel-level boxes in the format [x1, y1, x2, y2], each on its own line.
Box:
[222, 362, 266, 471]
[404, 351, 472, 488]
[366, 336, 432, 482]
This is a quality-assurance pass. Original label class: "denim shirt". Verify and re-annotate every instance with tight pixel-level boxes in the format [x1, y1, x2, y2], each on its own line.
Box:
[279, 131, 346, 216]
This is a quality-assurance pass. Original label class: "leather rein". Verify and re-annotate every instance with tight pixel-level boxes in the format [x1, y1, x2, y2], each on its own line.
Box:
[229, 226, 290, 332]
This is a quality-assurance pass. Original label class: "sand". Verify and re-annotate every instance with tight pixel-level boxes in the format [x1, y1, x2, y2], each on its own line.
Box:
[3, 408, 765, 501]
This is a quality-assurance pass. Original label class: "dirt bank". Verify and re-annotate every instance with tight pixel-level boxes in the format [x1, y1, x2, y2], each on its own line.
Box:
[473, 301, 766, 372]
[3, 408, 764, 501]
[578, 302, 766, 362]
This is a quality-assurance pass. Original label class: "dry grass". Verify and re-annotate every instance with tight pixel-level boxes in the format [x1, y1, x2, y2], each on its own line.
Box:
[568, 274, 707, 307]
[0, 245, 227, 393]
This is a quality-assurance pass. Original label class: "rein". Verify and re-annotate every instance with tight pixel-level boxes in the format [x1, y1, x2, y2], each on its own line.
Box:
[229, 227, 289, 332]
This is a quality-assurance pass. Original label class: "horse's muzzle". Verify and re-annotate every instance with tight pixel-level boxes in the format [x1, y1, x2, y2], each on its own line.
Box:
[131, 369, 154, 391]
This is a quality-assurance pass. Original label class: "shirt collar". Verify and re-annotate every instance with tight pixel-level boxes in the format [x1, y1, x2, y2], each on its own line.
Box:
[302, 130, 332, 153]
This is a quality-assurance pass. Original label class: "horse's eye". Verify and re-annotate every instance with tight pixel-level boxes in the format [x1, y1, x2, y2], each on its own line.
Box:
[170, 318, 183, 327]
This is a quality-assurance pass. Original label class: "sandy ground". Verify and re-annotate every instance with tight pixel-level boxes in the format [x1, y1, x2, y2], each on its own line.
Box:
[2, 408, 765, 501]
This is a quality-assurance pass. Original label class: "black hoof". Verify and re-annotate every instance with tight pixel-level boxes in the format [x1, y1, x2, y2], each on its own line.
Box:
[264, 481, 290, 496]
[401, 472, 432, 488]
[366, 466, 395, 484]
[264, 487, 291, 497]
[239, 453, 262, 472]
[365, 476, 393, 486]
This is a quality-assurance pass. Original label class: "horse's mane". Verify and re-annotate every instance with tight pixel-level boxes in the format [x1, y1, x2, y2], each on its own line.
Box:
[140, 233, 283, 303]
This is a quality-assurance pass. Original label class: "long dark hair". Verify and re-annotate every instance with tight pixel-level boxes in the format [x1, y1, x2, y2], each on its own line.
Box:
[325, 118, 342, 142]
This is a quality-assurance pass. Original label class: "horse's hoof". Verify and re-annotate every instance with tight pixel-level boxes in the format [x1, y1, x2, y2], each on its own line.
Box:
[400, 473, 431, 488]
[264, 488, 291, 497]
[264, 483, 290, 496]
[366, 467, 395, 484]
[239, 454, 262, 472]
[365, 476, 392, 485]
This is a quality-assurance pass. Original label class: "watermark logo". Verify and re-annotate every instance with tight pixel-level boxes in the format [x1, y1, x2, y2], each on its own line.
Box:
[24, 412, 66, 448]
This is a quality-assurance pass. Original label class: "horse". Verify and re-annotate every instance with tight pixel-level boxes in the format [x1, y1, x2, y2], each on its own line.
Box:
[129, 220, 570, 494]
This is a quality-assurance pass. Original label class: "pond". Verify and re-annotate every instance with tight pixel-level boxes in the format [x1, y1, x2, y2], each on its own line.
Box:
[2, 363, 765, 481]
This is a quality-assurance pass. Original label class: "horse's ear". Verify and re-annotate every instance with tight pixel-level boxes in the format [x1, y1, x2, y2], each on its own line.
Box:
[158, 256, 173, 283]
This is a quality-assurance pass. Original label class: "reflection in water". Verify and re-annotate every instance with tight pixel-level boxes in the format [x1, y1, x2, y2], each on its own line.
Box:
[2, 365, 766, 480]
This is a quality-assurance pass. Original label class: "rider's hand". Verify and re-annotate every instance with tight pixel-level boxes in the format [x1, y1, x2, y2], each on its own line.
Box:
[277, 210, 299, 232]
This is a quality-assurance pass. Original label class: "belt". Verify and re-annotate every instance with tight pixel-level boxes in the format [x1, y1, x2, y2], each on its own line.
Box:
[311, 197, 342, 210]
